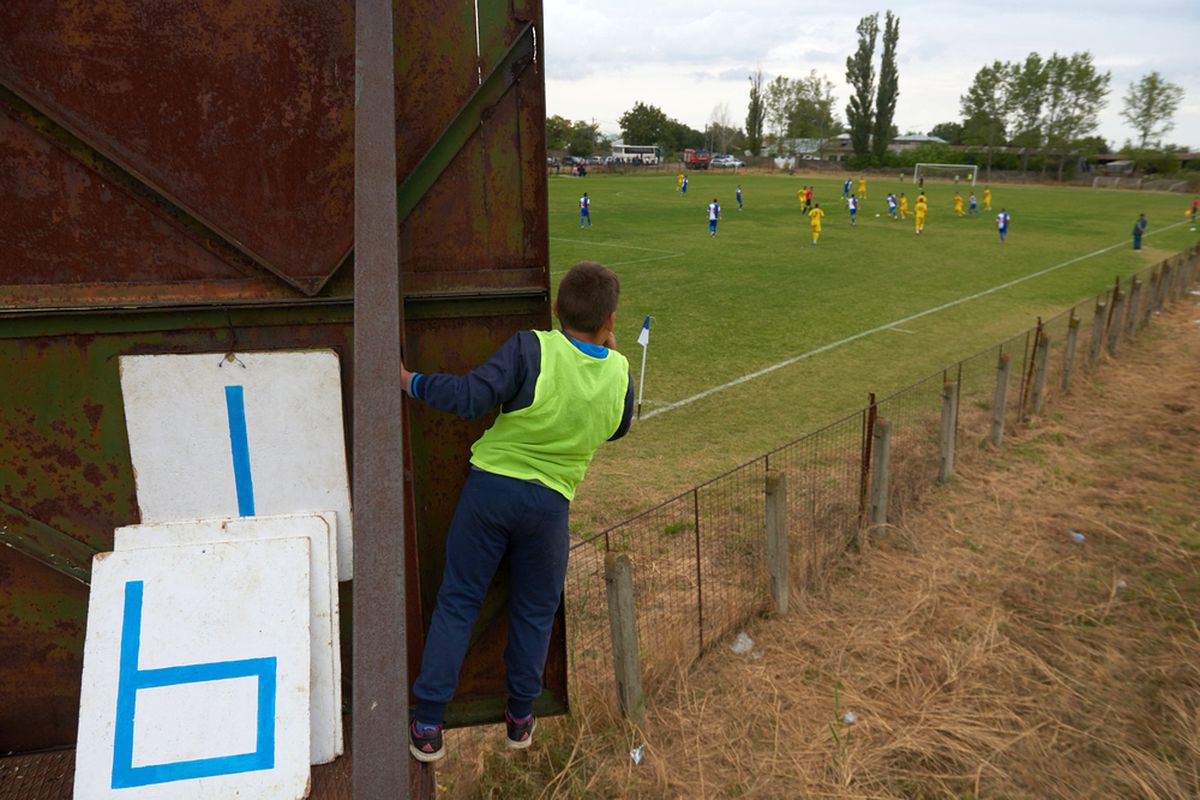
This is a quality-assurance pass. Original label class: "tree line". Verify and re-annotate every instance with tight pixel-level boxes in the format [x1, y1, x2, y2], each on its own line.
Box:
[547, 9, 1188, 178]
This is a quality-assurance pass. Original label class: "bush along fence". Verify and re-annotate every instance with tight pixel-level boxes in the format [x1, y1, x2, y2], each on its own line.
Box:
[565, 243, 1200, 721]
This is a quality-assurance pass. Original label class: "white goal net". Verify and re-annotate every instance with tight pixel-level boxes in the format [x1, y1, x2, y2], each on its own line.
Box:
[913, 163, 978, 186]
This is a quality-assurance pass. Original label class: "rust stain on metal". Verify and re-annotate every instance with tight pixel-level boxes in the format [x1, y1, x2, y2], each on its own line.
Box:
[0, 0, 355, 295]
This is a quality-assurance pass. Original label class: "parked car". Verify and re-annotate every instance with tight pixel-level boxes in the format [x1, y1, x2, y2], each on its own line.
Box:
[588, 155, 604, 164]
[712, 155, 745, 168]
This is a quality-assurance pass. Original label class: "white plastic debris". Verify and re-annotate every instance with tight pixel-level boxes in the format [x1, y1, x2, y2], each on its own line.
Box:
[630, 744, 645, 765]
[842, 711, 858, 725]
[750, 650, 764, 660]
[1070, 531, 1087, 544]
[1117, 579, 1128, 590]
[730, 632, 754, 655]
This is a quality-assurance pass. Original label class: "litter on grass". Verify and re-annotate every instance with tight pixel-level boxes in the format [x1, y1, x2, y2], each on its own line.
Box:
[842, 711, 859, 725]
[630, 745, 645, 765]
[731, 632, 754, 655]
[1070, 531, 1087, 543]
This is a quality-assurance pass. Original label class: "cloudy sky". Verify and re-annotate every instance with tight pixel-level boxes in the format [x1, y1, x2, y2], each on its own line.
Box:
[542, 1, 1199, 151]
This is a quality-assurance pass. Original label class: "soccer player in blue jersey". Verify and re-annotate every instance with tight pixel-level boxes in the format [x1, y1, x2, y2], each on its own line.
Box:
[848, 195, 858, 226]
[736, 184, 743, 210]
[968, 192, 979, 216]
[996, 208, 1010, 244]
[843, 178, 852, 203]
[579, 193, 591, 228]
[887, 193, 898, 221]
[708, 198, 721, 237]
[681, 175, 688, 194]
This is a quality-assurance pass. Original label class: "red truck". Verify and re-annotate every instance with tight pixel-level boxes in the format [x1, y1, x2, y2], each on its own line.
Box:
[683, 148, 713, 170]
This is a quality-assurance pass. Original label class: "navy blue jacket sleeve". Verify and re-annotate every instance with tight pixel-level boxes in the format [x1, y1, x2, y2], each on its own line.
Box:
[609, 372, 634, 441]
[410, 331, 540, 419]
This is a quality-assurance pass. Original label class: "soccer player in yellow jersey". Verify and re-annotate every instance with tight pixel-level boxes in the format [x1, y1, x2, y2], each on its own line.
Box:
[953, 191, 964, 217]
[914, 196, 928, 235]
[899, 192, 909, 219]
[677, 173, 685, 191]
[808, 203, 825, 245]
[858, 177, 867, 199]
[983, 186, 992, 210]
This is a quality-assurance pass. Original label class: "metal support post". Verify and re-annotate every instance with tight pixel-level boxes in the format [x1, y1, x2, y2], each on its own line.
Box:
[353, 0, 413, 796]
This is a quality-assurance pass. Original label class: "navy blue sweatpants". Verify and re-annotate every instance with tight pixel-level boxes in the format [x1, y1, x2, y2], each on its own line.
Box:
[412, 468, 570, 725]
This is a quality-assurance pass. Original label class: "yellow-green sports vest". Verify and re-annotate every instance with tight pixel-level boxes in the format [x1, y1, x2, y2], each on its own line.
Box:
[470, 329, 629, 501]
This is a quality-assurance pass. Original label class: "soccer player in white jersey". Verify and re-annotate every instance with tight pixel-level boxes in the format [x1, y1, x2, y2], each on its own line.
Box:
[708, 197, 721, 237]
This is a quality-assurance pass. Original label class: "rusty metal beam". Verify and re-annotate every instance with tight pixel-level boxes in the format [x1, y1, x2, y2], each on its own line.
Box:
[352, 0, 410, 797]
[0, 82, 298, 296]
[0, 501, 96, 585]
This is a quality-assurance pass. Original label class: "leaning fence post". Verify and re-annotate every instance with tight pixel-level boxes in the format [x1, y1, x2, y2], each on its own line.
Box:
[1107, 288, 1125, 356]
[1061, 316, 1080, 392]
[1031, 334, 1051, 415]
[1156, 264, 1170, 312]
[868, 419, 892, 535]
[764, 470, 789, 614]
[1126, 279, 1142, 338]
[1143, 270, 1158, 328]
[939, 382, 959, 483]
[1088, 299, 1107, 367]
[604, 552, 645, 722]
[991, 353, 1011, 446]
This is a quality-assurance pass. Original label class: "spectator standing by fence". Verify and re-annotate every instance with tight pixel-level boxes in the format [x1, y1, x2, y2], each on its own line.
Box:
[1133, 213, 1147, 250]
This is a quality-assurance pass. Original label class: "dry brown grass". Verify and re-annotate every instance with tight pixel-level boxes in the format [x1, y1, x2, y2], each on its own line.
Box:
[434, 297, 1200, 798]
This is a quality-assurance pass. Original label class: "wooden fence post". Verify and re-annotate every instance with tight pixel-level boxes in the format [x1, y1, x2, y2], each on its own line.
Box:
[1143, 269, 1158, 328]
[939, 382, 959, 483]
[1061, 316, 1080, 392]
[991, 353, 1011, 446]
[1031, 333, 1051, 415]
[1107, 288, 1125, 356]
[868, 419, 892, 536]
[1156, 264, 1170, 312]
[604, 552, 644, 722]
[1126, 278, 1142, 338]
[764, 470, 789, 614]
[1088, 299, 1107, 367]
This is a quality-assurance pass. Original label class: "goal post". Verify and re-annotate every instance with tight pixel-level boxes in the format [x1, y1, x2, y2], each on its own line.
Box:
[913, 163, 978, 186]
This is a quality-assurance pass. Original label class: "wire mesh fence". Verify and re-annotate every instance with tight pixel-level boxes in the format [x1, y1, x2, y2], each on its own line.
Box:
[566, 244, 1200, 711]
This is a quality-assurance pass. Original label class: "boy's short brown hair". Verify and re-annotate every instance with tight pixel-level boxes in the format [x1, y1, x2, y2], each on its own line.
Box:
[556, 261, 620, 333]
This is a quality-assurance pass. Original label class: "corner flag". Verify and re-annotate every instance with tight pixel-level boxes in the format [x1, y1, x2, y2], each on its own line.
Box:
[636, 316, 651, 420]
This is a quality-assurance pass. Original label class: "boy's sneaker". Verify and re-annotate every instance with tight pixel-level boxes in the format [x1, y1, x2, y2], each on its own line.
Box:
[409, 719, 445, 762]
[505, 710, 536, 750]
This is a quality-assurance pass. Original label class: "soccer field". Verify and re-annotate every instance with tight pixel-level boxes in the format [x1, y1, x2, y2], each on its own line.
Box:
[548, 171, 1198, 527]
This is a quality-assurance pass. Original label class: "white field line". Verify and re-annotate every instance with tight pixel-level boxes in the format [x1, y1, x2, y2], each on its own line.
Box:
[888, 326, 916, 334]
[641, 220, 1189, 421]
[549, 236, 685, 274]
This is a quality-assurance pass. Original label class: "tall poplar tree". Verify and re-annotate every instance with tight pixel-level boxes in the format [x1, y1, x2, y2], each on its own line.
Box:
[844, 13, 879, 158]
[746, 68, 767, 156]
[871, 11, 900, 161]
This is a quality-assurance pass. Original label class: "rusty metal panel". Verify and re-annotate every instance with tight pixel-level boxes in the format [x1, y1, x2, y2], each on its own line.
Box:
[397, 0, 556, 729]
[0, 1, 355, 296]
[0, 306, 354, 753]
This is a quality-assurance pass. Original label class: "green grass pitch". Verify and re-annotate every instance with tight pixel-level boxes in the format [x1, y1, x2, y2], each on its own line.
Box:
[547, 170, 1199, 526]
